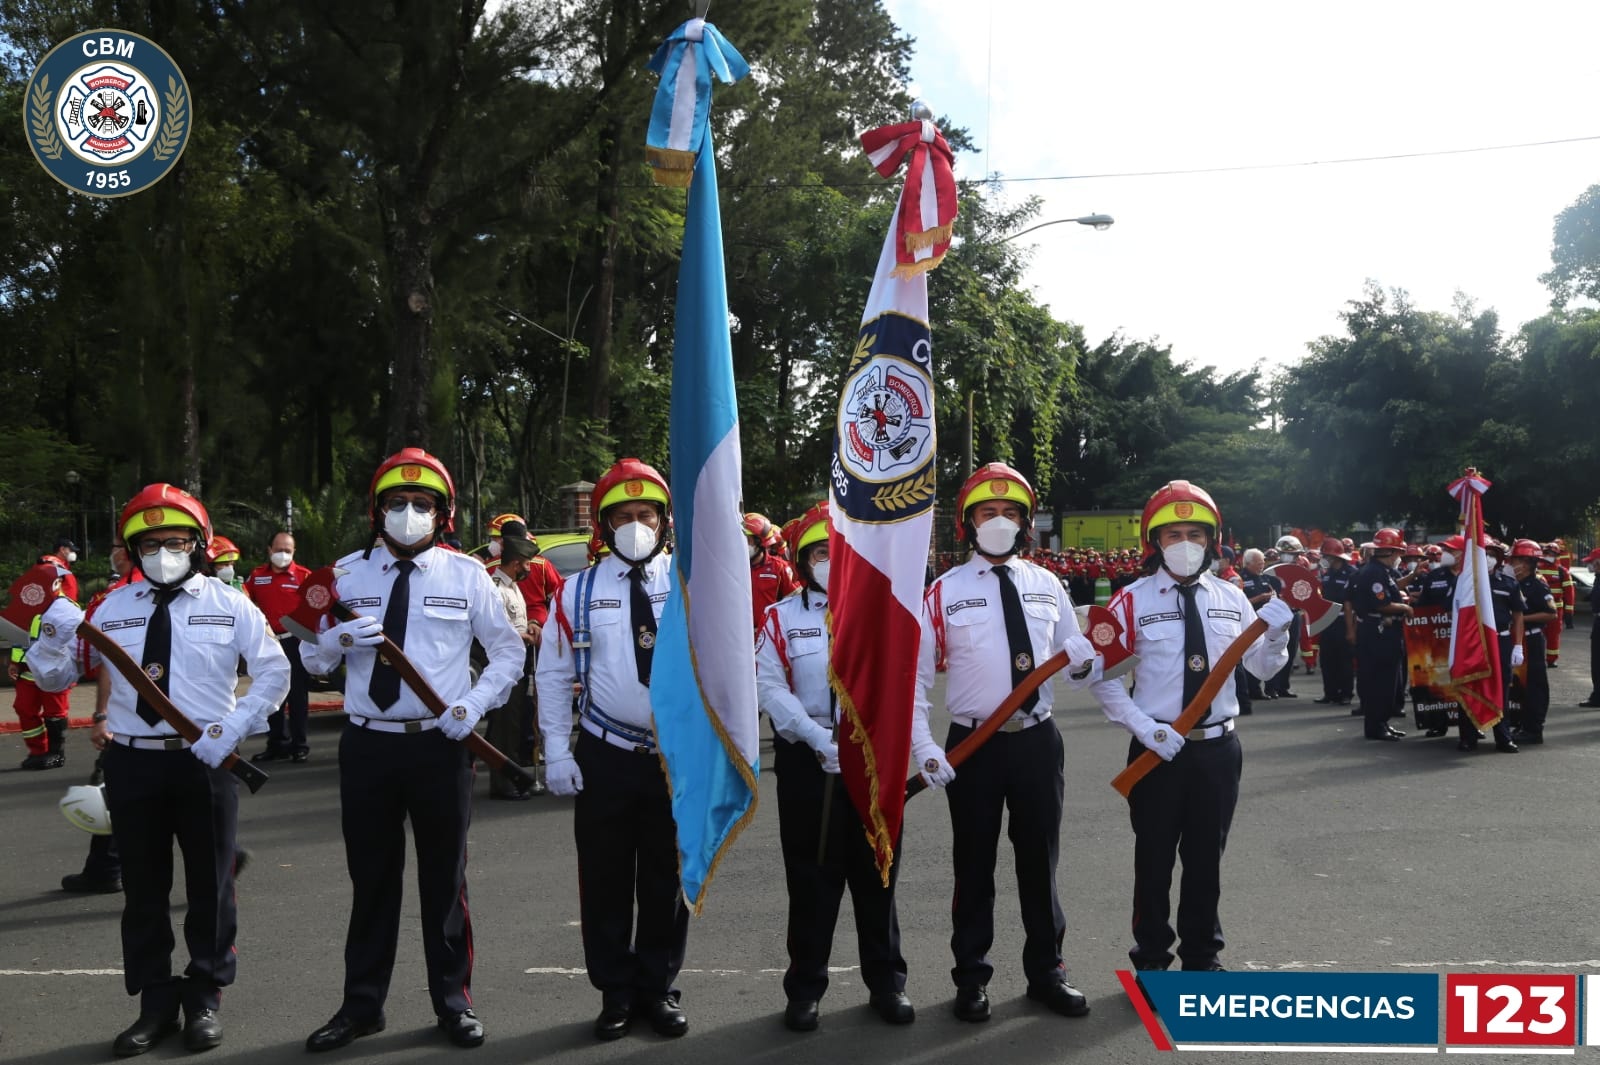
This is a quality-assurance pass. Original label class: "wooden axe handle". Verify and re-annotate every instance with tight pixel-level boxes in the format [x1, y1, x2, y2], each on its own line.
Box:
[329, 601, 537, 790]
[1110, 618, 1267, 799]
[78, 623, 270, 795]
[906, 649, 1076, 801]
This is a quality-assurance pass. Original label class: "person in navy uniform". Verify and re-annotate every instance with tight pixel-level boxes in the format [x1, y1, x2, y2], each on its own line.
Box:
[1507, 539, 1558, 745]
[1236, 550, 1278, 702]
[1482, 540, 1525, 752]
[302, 448, 524, 1053]
[535, 458, 691, 1041]
[1088, 481, 1292, 974]
[1582, 548, 1600, 709]
[27, 484, 289, 1057]
[1346, 528, 1412, 741]
[913, 463, 1100, 1024]
[755, 501, 913, 1033]
[1314, 538, 1356, 706]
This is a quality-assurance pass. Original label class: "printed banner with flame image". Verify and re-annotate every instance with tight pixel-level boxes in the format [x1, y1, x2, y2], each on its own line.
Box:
[1404, 604, 1526, 729]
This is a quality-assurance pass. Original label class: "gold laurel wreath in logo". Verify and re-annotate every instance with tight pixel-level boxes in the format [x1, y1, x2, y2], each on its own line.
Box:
[29, 76, 62, 161]
[871, 466, 936, 512]
[152, 76, 186, 161]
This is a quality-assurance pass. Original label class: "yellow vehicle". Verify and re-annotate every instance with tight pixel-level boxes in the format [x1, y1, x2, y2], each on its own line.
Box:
[530, 530, 595, 578]
[1054, 510, 1144, 552]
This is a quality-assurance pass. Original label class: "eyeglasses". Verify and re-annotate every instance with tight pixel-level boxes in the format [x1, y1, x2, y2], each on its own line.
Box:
[384, 497, 437, 515]
[137, 536, 197, 556]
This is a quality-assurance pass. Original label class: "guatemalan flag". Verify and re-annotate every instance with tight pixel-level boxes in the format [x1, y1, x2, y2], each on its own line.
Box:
[646, 20, 758, 912]
[1447, 469, 1502, 728]
[829, 112, 956, 883]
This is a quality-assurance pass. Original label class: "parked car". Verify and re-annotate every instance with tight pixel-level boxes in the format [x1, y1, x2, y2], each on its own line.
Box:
[533, 530, 595, 578]
[1571, 564, 1594, 614]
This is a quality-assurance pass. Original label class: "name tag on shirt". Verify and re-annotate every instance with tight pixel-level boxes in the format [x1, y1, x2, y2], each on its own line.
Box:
[649, 592, 668, 605]
[945, 598, 986, 615]
[252, 576, 273, 585]
[101, 617, 145, 632]
[788, 627, 823, 639]
[345, 597, 382, 610]
[423, 596, 468, 610]
[1022, 592, 1055, 605]
[590, 598, 622, 610]
[188, 615, 235, 627]
[1138, 611, 1182, 627]
[1206, 608, 1242, 622]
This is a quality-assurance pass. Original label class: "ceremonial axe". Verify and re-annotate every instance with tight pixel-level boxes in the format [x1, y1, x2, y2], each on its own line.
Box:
[1111, 569, 1335, 798]
[1, 565, 270, 794]
[906, 604, 1137, 801]
[280, 566, 538, 791]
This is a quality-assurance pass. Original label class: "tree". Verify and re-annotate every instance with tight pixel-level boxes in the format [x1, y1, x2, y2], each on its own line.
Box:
[1540, 183, 1600, 311]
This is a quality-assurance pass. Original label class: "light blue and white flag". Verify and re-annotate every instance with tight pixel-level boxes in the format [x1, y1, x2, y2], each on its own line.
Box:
[645, 17, 747, 187]
[648, 27, 757, 912]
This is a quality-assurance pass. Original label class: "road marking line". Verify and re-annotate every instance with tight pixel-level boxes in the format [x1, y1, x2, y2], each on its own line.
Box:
[0, 968, 123, 976]
[523, 965, 860, 976]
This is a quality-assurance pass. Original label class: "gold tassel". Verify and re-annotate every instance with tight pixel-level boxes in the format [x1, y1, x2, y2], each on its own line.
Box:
[827, 611, 900, 887]
[889, 250, 947, 281]
[903, 222, 953, 253]
[646, 146, 697, 188]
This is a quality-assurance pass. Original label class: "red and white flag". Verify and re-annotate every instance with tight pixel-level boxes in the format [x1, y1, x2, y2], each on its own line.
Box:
[1447, 469, 1502, 728]
[828, 117, 955, 883]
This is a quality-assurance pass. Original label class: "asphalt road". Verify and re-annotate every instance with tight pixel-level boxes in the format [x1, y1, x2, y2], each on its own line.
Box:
[1, 626, 1596, 1064]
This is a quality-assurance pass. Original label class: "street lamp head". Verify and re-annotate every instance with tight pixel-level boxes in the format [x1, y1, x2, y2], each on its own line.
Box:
[1079, 214, 1115, 230]
[65, 469, 81, 486]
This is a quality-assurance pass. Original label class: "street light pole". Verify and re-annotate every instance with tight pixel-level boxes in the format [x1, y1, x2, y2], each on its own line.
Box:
[999, 214, 1115, 242]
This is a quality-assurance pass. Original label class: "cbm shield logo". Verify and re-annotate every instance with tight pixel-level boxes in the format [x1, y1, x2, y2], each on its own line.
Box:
[24, 30, 190, 198]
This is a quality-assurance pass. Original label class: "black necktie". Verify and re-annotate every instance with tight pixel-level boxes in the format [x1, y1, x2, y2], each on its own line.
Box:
[367, 560, 414, 711]
[993, 565, 1039, 714]
[135, 587, 180, 727]
[1177, 582, 1210, 717]
[628, 566, 657, 686]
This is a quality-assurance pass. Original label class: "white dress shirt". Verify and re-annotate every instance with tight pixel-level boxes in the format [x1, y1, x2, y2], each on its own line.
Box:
[299, 545, 523, 721]
[29, 574, 290, 738]
[492, 569, 529, 635]
[913, 555, 1086, 750]
[1090, 570, 1288, 738]
[755, 588, 833, 746]
[536, 553, 671, 758]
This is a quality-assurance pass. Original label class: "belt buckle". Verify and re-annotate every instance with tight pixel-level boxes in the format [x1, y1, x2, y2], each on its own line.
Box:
[163, 737, 186, 750]
[632, 743, 652, 754]
[404, 720, 425, 733]
[1001, 716, 1026, 733]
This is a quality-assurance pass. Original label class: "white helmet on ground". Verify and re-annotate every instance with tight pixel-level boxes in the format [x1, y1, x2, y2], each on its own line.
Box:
[60, 784, 112, 835]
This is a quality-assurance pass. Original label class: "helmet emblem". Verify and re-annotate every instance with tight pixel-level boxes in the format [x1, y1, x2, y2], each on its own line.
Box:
[1174, 502, 1194, 519]
[625, 481, 644, 498]
[400, 464, 422, 482]
[989, 480, 1010, 496]
[143, 507, 165, 527]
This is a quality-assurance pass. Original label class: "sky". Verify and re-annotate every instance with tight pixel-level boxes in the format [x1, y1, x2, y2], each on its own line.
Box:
[882, 0, 1600, 378]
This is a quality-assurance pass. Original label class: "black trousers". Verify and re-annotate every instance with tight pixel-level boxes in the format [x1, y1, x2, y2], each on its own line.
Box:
[1268, 617, 1300, 694]
[102, 742, 238, 1015]
[1588, 617, 1598, 702]
[485, 673, 529, 794]
[263, 635, 311, 753]
[1357, 624, 1403, 738]
[337, 724, 475, 1022]
[773, 736, 906, 1002]
[1320, 628, 1354, 701]
[573, 730, 689, 1007]
[1125, 732, 1241, 970]
[1233, 666, 1252, 715]
[1520, 632, 1550, 733]
[943, 720, 1066, 990]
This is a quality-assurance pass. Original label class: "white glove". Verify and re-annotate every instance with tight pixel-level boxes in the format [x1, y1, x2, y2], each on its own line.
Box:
[1511, 644, 1525, 668]
[437, 704, 484, 742]
[912, 740, 956, 789]
[1257, 598, 1294, 631]
[1135, 719, 1186, 762]
[1064, 632, 1096, 665]
[36, 598, 85, 649]
[192, 715, 251, 769]
[547, 756, 584, 796]
[814, 740, 840, 775]
[321, 614, 383, 653]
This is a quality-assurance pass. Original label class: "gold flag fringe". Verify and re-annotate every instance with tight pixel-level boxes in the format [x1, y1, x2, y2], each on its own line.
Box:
[889, 250, 947, 281]
[902, 222, 953, 253]
[646, 146, 697, 188]
[826, 607, 899, 887]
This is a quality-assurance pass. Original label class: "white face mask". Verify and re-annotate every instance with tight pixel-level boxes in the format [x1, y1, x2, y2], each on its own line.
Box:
[216, 565, 235, 583]
[612, 521, 658, 562]
[748, 541, 763, 563]
[1162, 540, 1208, 578]
[810, 560, 830, 590]
[66, 550, 78, 563]
[974, 516, 1022, 557]
[141, 548, 192, 586]
[487, 540, 502, 559]
[384, 506, 436, 547]
[1319, 558, 1333, 572]
[1439, 551, 1457, 568]
[269, 550, 293, 569]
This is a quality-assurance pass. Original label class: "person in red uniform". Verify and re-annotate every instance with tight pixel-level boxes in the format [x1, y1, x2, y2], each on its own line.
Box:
[40, 537, 81, 603]
[245, 531, 315, 763]
[11, 563, 75, 770]
[1537, 543, 1570, 667]
[745, 512, 801, 633]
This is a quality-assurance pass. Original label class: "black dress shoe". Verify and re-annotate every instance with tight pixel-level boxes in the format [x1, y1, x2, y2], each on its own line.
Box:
[61, 871, 122, 893]
[251, 749, 291, 764]
[184, 1008, 223, 1052]
[1386, 727, 1407, 738]
[113, 1012, 179, 1057]
[438, 1009, 484, 1048]
[1579, 699, 1600, 708]
[1424, 726, 1448, 737]
[1026, 981, 1091, 1017]
[643, 995, 688, 1037]
[1496, 739, 1520, 752]
[1276, 690, 1298, 699]
[306, 1013, 386, 1052]
[783, 999, 819, 1032]
[1182, 961, 1227, 972]
[291, 750, 310, 763]
[870, 990, 915, 1025]
[1313, 697, 1334, 705]
[594, 1004, 631, 1041]
[953, 985, 990, 1022]
[1365, 732, 1401, 742]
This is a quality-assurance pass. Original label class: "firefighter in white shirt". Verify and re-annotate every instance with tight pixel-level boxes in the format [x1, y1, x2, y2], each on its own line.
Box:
[27, 483, 290, 1057]
[755, 501, 913, 1033]
[535, 458, 689, 1042]
[1089, 481, 1293, 974]
[913, 463, 1100, 1024]
[302, 448, 523, 1054]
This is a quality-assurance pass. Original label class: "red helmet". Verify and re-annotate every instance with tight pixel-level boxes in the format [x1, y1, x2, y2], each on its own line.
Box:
[778, 517, 801, 559]
[742, 512, 773, 542]
[787, 501, 830, 560]
[1542, 542, 1561, 561]
[1510, 538, 1543, 559]
[1485, 539, 1508, 559]
[1402, 543, 1424, 559]
[371, 448, 457, 531]
[206, 535, 241, 564]
[1372, 527, 1405, 550]
[487, 513, 524, 536]
[1341, 537, 1355, 551]
[592, 458, 670, 540]
[1424, 543, 1444, 559]
[954, 462, 1035, 542]
[1139, 480, 1221, 546]
[1320, 537, 1347, 559]
[1305, 549, 1322, 564]
[1439, 535, 1465, 554]
[120, 484, 212, 547]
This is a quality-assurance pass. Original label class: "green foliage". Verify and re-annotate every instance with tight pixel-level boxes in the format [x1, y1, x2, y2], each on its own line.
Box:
[1540, 183, 1600, 310]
